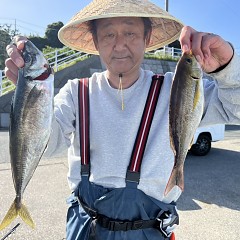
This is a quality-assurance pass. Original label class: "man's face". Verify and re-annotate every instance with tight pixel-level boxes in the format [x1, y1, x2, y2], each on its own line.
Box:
[94, 17, 150, 76]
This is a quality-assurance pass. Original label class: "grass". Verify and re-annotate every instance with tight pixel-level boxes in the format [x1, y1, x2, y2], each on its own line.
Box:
[1, 51, 179, 96]
[55, 54, 91, 72]
[144, 53, 180, 61]
[1, 77, 15, 95]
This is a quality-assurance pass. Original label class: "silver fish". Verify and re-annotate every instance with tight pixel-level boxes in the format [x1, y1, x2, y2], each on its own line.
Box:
[165, 52, 204, 195]
[0, 41, 54, 230]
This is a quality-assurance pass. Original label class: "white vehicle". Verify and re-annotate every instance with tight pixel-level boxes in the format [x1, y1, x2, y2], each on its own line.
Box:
[190, 124, 225, 156]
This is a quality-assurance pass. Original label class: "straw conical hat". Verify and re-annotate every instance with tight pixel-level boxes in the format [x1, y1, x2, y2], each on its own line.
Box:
[58, 0, 184, 54]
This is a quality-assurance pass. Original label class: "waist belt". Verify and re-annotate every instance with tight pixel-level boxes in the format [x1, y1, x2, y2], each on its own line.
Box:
[97, 214, 158, 231]
[79, 198, 179, 236]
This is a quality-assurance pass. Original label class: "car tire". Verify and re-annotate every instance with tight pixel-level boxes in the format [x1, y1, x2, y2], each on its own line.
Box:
[190, 134, 211, 156]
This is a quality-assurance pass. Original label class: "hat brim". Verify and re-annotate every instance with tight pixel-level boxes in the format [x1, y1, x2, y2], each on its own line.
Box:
[58, 0, 184, 54]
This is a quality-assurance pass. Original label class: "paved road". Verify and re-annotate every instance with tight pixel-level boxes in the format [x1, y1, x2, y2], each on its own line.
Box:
[175, 125, 240, 239]
[0, 125, 239, 239]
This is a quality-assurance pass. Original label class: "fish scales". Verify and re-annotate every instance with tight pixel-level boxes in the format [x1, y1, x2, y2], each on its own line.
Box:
[165, 52, 204, 196]
[11, 79, 52, 196]
[0, 41, 54, 230]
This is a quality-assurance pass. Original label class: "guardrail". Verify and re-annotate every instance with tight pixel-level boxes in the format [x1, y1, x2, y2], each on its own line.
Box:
[0, 70, 14, 96]
[0, 47, 90, 96]
[152, 46, 182, 59]
[0, 46, 183, 96]
[45, 46, 90, 71]
[6, 45, 239, 97]
[1, 45, 240, 97]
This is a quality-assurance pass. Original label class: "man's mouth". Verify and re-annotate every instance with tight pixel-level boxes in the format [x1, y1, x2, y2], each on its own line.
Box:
[113, 56, 129, 60]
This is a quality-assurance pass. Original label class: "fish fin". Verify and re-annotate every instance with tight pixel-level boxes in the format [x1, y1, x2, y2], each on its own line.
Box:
[19, 202, 35, 229]
[0, 199, 35, 231]
[193, 80, 201, 110]
[0, 200, 18, 231]
[164, 166, 184, 196]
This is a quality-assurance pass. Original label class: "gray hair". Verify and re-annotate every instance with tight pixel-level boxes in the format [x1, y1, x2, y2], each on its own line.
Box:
[88, 17, 152, 41]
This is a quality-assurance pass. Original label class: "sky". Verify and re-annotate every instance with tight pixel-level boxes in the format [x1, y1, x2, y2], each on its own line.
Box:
[0, 0, 239, 53]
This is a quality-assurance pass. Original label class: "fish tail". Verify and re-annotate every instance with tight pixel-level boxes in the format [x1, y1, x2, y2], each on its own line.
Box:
[0, 200, 17, 231]
[19, 201, 35, 228]
[164, 166, 184, 196]
[0, 198, 35, 231]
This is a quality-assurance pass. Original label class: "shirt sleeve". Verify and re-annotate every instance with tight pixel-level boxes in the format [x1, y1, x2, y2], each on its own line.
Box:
[44, 79, 78, 157]
[200, 50, 240, 126]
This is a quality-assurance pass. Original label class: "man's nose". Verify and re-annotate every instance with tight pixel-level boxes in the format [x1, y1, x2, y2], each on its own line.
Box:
[114, 34, 127, 50]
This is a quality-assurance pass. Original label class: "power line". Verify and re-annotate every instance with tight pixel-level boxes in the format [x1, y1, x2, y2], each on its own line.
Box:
[16, 19, 46, 30]
[18, 25, 44, 35]
[0, 18, 63, 36]
[0, 18, 46, 30]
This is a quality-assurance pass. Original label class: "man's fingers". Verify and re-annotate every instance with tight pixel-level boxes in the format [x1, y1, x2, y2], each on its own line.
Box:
[6, 44, 24, 68]
[5, 58, 19, 84]
[179, 26, 195, 53]
[6, 36, 28, 68]
[4, 36, 29, 84]
[12, 36, 28, 47]
[189, 32, 207, 64]
[4, 68, 18, 85]
[180, 26, 214, 64]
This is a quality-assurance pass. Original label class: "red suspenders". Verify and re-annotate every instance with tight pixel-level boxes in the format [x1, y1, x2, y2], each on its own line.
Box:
[78, 75, 178, 239]
[78, 78, 90, 175]
[78, 74, 164, 180]
[127, 74, 164, 183]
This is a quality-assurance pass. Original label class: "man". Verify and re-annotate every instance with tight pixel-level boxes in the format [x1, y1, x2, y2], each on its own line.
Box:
[4, 0, 240, 239]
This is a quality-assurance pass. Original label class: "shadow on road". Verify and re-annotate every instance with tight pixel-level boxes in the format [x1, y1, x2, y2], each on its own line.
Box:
[177, 147, 240, 211]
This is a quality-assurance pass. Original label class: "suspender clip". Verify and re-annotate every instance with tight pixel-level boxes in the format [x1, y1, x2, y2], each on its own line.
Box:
[81, 165, 90, 176]
[126, 170, 140, 183]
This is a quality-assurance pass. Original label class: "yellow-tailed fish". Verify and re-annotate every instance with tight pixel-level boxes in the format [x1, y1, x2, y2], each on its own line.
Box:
[0, 41, 54, 230]
[165, 52, 204, 195]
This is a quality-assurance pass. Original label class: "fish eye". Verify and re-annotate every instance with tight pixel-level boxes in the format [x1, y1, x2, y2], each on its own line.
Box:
[186, 58, 192, 64]
[23, 52, 32, 64]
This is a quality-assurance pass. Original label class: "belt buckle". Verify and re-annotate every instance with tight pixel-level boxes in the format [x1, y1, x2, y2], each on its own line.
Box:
[108, 220, 131, 231]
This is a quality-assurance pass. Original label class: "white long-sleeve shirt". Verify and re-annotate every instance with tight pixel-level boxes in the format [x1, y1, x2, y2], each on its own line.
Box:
[45, 52, 240, 203]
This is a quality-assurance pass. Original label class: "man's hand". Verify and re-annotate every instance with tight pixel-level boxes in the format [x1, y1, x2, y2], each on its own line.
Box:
[179, 26, 234, 73]
[5, 36, 28, 84]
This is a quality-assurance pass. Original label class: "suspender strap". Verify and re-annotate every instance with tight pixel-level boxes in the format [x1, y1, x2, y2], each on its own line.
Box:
[78, 78, 90, 176]
[126, 74, 164, 183]
[78, 75, 164, 179]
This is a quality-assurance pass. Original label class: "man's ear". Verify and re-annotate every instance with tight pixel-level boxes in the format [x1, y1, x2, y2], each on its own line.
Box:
[93, 35, 99, 51]
[145, 29, 152, 47]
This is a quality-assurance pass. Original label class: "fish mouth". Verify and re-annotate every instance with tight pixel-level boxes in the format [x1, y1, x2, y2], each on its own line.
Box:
[191, 75, 200, 80]
[191, 67, 202, 80]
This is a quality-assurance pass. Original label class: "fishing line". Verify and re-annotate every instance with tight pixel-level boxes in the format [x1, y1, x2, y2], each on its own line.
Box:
[0, 223, 20, 240]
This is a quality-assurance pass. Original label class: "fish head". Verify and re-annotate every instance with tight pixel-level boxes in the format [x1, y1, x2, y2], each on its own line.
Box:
[22, 41, 48, 80]
[180, 52, 203, 81]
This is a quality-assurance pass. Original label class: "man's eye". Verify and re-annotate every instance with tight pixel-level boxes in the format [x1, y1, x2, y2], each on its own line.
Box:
[105, 33, 115, 38]
[126, 32, 135, 37]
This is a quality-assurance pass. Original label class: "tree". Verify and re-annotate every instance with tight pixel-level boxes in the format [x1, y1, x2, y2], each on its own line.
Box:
[0, 23, 20, 38]
[0, 21, 65, 69]
[45, 22, 64, 48]
[169, 40, 181, 49]
[28, 35, 48, 51]
[0, 30, 11, 69]
[0, 24, 21, 69]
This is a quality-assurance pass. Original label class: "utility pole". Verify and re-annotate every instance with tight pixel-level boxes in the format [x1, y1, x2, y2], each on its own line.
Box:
[14, 19, 17, 34]
[165, 0, 169, 12]
[165, 0, 169, 48]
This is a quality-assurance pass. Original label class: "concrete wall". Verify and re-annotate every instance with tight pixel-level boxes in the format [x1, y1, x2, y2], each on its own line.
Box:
[0, 56, 177, 129]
